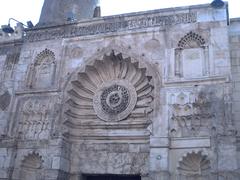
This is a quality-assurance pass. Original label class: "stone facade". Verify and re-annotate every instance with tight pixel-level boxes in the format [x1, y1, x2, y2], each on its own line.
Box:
[0, 2, 239, 180]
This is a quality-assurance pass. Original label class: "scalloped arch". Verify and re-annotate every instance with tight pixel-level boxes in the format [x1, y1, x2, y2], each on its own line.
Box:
[21, 151, 44, 169]
[177, 150, 210, 176]
[178, 31, 206, 49]
[34, 48, 55, 65]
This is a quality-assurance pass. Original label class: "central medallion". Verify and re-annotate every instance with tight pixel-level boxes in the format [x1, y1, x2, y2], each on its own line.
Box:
[93, 80, 137, 121]
[101, 84, 129, 115]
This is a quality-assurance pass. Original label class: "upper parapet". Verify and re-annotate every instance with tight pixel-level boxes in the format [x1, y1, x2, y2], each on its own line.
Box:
[0, 23, 24, 44]
[25, 3, 229, 42]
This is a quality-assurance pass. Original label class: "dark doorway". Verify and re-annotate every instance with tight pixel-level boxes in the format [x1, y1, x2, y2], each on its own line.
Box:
[85, 174, 141, 180]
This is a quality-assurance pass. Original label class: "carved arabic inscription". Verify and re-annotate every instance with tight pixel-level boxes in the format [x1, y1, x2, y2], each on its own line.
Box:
[26, 12, 197, 42]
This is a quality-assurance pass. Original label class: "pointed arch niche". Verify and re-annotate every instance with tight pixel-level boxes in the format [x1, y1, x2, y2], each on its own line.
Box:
[174, 31, 209, 79]
[26, 49, 56, 89]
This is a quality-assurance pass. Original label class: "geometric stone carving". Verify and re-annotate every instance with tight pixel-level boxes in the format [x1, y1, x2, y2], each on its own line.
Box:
[178, 31, 205, 49]
[20, 152, 44, 180]
[0, 90, 11, 111]
[170, 91, 214, 137]
[18, 99, 51, 139]
[93, 80, 137, 121]
[26, 49, 56, 89]
[66, 51, 154, 123]
[178, 151, 210, 176]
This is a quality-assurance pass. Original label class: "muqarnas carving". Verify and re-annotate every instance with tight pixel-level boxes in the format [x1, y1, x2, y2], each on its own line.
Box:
[178, 151, 210, 177]
[65, 51, 154, 125]
[18, 99, 52, 139]
[20, 152, 44, 180]
[26, 49, 56, 89]
[175, 31, 209, 78]
[169, 91, 214, 137]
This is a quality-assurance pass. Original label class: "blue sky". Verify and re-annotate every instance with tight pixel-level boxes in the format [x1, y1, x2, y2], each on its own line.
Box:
[0, 0, 239, 26]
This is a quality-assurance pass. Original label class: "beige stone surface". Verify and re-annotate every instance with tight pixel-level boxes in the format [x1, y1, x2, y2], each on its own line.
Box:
[0, 2, 239, 180]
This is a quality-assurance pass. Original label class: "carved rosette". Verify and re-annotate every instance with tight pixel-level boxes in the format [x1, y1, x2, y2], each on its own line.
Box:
[93, 80, 137, 121]
[65, 51, 154, 123]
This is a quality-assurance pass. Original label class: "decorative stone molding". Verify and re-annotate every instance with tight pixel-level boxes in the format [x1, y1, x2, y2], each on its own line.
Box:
[26, 49, 56, 89]
[177, 151, 210, 176]
[65, 51, 154, 123]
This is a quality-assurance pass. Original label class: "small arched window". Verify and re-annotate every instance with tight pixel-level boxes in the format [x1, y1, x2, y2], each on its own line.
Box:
[175, 32, 209, 78]
[27, 49, 56, 89]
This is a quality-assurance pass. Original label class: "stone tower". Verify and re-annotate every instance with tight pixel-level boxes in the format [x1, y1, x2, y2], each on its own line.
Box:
[38, 0, 99, 25]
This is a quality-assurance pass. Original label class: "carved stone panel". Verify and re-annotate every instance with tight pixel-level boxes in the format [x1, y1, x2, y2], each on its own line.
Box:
[168, 90, 215, 137]
[17, 98, 53, 140]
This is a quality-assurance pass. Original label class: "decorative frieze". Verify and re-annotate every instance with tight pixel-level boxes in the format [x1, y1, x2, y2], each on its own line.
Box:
[26, 12, 197, 42]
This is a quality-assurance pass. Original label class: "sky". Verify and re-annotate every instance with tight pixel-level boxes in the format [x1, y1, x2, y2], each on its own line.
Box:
[0, 0, 239, 27]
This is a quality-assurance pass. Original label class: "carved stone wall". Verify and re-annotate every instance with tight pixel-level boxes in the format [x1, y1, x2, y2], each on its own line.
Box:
[13, 97, 55, 140]
[168, 88, 218, 137]
[0, 3, 238, 180]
